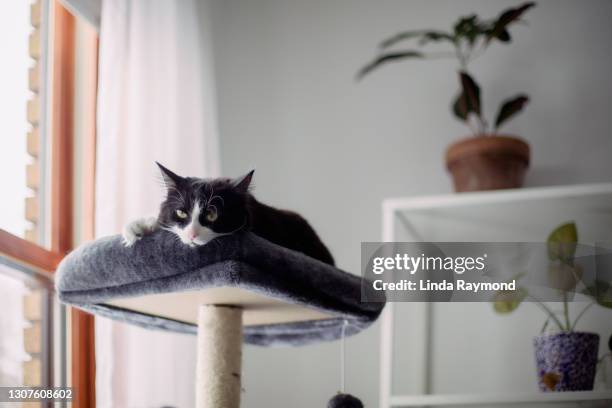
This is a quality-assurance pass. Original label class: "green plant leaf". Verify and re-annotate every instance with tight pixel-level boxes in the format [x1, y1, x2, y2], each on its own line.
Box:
[453, 15, 486, 46]
[459, 71, 481, 116]
[357, 51, 424, 79]
[453, 14, 493, 47]
[548, 263, 583, 292]
[583, 280, 612, 309]
[454, 15, 478, 34]
[380, 31, 424, 49]
[498, 28, 512, 42]
[492, 287, 528, 314]
[452, 92, 469, 121]
[494, 95, 529, 129]
[379, 30, 455, 49]
[419, 31, 456, 46]
[487, 2, 536, 44]
[453, 72, 482, 122]
[547, 222, 578, 263]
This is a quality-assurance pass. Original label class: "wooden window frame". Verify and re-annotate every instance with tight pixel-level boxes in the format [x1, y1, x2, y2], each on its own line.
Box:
[0, 1, 98, 406]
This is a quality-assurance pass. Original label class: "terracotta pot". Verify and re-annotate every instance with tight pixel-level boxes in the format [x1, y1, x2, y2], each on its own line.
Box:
[445, 135, 530, 192]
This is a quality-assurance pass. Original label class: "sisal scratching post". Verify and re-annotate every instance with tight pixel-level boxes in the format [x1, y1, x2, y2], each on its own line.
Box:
[196, 305, 243, 408]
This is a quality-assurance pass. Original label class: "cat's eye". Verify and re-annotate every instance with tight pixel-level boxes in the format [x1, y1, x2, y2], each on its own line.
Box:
[206, 209, 218, 222]
[175, 209, 188, 219]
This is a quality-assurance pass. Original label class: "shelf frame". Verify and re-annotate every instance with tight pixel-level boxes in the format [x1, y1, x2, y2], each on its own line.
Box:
[390, 391, 612, 407]
[378, 182, 612, 408]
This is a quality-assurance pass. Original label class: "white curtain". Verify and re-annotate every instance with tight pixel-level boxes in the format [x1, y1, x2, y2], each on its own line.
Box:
[95, 1, 220, 407]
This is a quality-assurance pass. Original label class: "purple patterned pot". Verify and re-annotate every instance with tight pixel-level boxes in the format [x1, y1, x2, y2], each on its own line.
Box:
[533, 332, 599, 391]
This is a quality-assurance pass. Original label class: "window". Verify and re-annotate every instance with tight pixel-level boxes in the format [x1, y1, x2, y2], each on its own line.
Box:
[0, 260, 63, 393]
[0, 0, 47, 243]
[0, 1, 98, 406]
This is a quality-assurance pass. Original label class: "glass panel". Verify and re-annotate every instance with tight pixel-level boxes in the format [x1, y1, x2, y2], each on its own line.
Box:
[0, 258, 65, 393]
[0, 267, 29, 386]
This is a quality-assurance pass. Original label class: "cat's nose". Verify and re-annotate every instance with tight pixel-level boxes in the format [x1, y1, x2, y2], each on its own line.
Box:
[188, 231, 198, 240]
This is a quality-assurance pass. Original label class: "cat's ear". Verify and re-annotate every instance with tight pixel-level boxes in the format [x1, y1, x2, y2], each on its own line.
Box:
[156, 162, 183, 188]
[232, 169, 255, 193]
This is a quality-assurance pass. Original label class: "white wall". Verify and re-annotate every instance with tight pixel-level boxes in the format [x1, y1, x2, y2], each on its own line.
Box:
[206, 0, 612, 406]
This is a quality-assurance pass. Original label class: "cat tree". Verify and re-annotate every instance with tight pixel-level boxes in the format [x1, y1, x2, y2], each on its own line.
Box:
[56, 231, 384, 407]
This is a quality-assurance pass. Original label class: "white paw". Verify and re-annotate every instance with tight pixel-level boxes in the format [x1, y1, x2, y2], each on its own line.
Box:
[122, 217, 158, 247]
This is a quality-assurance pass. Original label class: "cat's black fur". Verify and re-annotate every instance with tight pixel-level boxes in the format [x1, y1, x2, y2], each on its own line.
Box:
[156, 163, 335, 265]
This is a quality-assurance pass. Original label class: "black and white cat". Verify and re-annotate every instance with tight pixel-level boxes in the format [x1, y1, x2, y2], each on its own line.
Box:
[122, 163, 335, 265]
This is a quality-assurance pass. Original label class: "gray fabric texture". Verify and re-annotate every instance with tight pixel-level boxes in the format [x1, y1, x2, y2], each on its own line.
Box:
[56, 231, 384, 346]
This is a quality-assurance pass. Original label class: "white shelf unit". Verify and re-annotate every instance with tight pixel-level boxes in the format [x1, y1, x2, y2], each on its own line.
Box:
[379, 183, 612, 408]
[390, 391, 612, 407]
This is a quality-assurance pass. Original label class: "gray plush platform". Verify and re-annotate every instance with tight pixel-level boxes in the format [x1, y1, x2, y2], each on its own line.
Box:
[56, 231, 384, 346]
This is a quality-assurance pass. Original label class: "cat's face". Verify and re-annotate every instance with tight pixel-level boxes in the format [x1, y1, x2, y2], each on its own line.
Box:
[156, 163, 253, 247]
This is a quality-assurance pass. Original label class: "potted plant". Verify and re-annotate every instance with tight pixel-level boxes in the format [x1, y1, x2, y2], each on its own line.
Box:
[358, 2, 535, 192]
[493, 222, 612, 391]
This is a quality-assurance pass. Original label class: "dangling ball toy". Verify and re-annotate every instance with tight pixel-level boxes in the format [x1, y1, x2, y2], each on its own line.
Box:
[327, 393, 364, 408]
